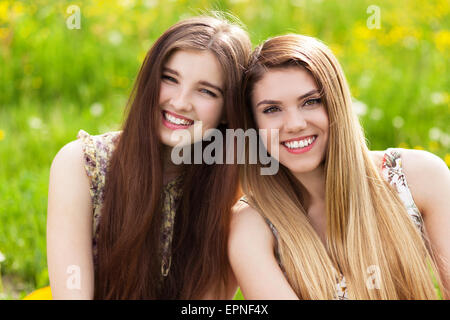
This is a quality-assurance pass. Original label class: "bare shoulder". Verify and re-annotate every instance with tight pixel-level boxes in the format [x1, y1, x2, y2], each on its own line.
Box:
[398, 149, 450, 213]
[229, 200, 274, 248]
[399, 148, 447, 171]
[398, 148, 448, 186]
[228, 199, 275, 265]
[48, 138, 92, 213]
[369, 150, 385, 169]
[51, 139, 85, 173]
[228, 199, 299, 299]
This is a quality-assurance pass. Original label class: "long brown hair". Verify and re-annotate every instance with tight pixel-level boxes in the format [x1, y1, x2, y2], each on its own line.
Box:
[94, 14, 251, 299]
[241, 34, 443, 299]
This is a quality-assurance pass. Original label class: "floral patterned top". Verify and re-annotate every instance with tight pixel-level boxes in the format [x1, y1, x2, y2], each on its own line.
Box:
[240, 148, 424, 300]
[77, 130, 183, 276]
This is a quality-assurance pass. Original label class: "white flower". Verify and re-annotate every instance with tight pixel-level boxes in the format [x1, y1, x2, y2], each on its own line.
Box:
[430, 92, 446, 105]
[370, 108, 383, 121]
[402, 36, 418, 49]
[143, 0, 158, 8]
[229, 0, 249, 3]
[28, 116, 43, 129]
[118, 0, 135, 8]
[90, 103, 104, 117]
[392, 116, 404, 128]
[358, 74, 372, 89]
[352, 98, 368, 117]
[108, 31, 123, 46]
[440, 133, 450, 148]
[428, 127, 441, 141]
[291, 0, 306, 7]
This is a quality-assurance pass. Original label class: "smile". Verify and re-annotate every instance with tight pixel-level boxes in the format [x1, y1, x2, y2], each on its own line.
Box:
[162, 110, 195, 129]
[281, 135, 317, 154]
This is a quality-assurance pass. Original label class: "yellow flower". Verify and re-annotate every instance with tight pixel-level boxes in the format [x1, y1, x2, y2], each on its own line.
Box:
[0, 129, 4, 141]
[445, 154, 450, 167]
[137, 50, 147, 63]
[413, 145, 425, 150]
[23, 286, 52, 300]
[397, 142, 409, 149]
[434, 30, 450, 53]
[0, 27, 9, 40]
[11, 2, 23, 16]
[428, 140, 440, 152]
[353, 23, 373, 41]
[329, 43, 343, 58]
[0, 1, 8, 23]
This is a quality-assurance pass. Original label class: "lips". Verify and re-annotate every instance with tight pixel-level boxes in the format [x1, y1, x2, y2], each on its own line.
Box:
[281, 135, 317, 154]
[161, 110, 195, 129]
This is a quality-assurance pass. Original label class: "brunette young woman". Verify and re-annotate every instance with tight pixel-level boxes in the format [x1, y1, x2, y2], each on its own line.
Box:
[47, 15, 251, 299]
[229, 34, 450, 299]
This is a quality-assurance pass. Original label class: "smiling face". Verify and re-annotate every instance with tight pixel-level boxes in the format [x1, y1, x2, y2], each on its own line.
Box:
[159, 49, 225, 147]
[251, 67, 329, 175]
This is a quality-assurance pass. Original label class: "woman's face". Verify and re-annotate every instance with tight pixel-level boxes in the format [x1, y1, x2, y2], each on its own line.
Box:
[251, 67, 329, 175]
[159, 49, 225, 147]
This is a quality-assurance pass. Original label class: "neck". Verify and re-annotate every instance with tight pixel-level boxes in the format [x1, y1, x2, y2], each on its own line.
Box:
[162, 145, 184, 185]
[292, 164, 328, 244]
[292, 164, 326, 209]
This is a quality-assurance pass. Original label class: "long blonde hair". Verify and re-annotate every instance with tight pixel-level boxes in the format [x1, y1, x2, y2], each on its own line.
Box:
[241, 34, 442, 299]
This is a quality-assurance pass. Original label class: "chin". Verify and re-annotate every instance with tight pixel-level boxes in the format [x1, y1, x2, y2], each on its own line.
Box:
[282, 160, 323, 175]
[159, 130, 184, 148]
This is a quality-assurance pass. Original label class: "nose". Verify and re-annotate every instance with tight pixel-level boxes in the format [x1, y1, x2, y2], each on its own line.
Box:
[170, 87, 193, 113]
[283, 109, 307, 133]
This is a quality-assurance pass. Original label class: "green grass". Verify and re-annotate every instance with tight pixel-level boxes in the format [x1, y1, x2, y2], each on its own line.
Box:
[0, 0, 448, 299]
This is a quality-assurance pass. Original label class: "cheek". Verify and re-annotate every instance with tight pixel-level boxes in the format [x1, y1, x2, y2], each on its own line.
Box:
[317, 108, 329, 136]
[255, 115, 285, 142]
[258, 126, 280, 158]
[254, 113, 278, 130]
[194, 99, 224, 128]
[158, 84, 170, 104]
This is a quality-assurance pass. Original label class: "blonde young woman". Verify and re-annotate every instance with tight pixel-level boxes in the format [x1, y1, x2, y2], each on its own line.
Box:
[228, 34, 450, 299]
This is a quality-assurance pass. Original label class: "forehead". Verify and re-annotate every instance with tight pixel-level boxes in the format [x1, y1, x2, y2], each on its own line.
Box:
[164, 49, 224, 85]
[252, 67, 318, 102]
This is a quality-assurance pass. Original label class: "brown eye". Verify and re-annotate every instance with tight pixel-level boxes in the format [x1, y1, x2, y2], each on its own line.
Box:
[263, 106, 280, 114]
[304, 98, 321, 106]
[162, 75, 177, 83]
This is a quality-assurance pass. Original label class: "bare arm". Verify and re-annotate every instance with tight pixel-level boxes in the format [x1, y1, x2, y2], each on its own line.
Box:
[227, 201, 299, 300]
[47, 139, 95, 299]
[401, 149, 450, 299]
[200, 268, 239, 300]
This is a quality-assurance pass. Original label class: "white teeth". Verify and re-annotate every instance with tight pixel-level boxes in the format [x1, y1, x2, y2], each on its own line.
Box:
[284, 136, 316, 149]
[164, 112, 193, 126]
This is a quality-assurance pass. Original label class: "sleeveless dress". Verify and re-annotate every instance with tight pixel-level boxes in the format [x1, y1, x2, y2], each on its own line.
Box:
[240, 148, 424, 300]
[77, 129, 183, 276]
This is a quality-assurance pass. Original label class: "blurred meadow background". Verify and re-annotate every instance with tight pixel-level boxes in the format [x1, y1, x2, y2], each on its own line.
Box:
[0, 0, 449, 299]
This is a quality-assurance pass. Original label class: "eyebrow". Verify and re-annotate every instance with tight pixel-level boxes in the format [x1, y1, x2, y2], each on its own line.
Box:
[199, 81, 224, 95]
[163, 67, 179, 76]
[162, 67, 224, 95]
[255, 89, 320, 108]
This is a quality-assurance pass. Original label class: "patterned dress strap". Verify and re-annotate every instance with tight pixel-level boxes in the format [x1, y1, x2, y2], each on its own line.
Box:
[77, 130, 101, 205]
[77, 129, 122, 265]
[381, 148, 424, 233]
[160, 174, 184, 277]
